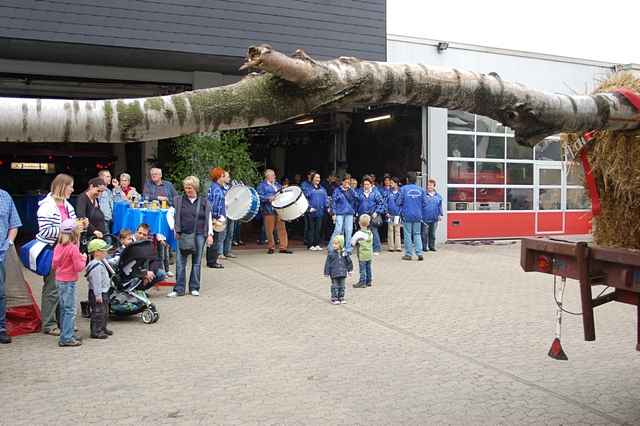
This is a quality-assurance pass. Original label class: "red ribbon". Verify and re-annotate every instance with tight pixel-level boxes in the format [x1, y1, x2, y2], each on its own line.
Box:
[579, 149, 601, 216]
[614, 88, 640, 111]
[578, 88, 640, 217]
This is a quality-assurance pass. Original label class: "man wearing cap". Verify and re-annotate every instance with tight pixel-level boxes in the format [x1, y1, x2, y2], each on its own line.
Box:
[0, 187, 22, 344]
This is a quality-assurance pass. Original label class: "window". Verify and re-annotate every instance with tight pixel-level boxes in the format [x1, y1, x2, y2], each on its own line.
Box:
[566, 163, 584, 186]
[476, 116, 505, 134]
[448, 161, 474, 184]
[539, 188, 562, 210]
[448, 134, 474, 158]
[507, 188, 533, 210]
[476, 135, 505, 159]
[476, 188, 505, 210]
[535, 138, 562, 161]
[448, 188, 474, 211]
[507, 137, 533, 160]
[567, 188, 591, 210]
[507, 163, 533, 185]
[477, 162, 505, 184]
[446, 111, 582, 214]
[539, 169, 561, 185]
[447, 110, 474, 131]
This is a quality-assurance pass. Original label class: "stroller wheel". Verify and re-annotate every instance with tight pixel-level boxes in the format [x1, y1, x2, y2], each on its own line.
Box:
[152, 312, 160, 323]
[141, 309, 155, 324]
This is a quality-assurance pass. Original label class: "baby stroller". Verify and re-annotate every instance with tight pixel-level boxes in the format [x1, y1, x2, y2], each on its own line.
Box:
[81, 238, 159, 324]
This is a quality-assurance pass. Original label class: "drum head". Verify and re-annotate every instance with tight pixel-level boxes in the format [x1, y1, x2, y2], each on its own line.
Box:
[272, 186, 301, 209]
[226, 186, 252, 220]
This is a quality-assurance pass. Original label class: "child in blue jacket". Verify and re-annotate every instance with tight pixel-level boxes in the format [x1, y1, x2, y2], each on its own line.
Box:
[324, 235, 353, 304]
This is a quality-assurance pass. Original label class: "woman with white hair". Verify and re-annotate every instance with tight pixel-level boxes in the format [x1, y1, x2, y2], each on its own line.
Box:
[257, 169, 291, 254]
[168, 176, 213, 297]
[112, 173, 138, 201]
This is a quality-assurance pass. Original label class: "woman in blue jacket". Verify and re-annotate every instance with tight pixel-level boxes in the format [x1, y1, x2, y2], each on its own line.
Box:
[205, 167, 227, 269]
[305, 172, 329, 250]
[329, 174, 357, 255]
[422, 178, 444, 252]
[386, 177, 403, 251]
[356, 175, 385, 254]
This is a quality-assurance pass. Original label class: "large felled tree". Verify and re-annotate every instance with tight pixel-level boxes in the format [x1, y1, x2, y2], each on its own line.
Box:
[0, 45, 638, 146]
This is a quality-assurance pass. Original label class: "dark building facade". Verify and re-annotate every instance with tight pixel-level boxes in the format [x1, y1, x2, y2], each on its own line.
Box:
[0, 0, 387, 193]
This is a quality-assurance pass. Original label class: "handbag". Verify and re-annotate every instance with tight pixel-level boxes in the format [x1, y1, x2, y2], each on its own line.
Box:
[370, 213, 383, 227]
[178, 197, 201, 253]
[19, 239, 54, 276]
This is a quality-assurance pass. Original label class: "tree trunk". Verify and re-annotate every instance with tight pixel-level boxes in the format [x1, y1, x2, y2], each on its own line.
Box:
[0, 45, 638, 146]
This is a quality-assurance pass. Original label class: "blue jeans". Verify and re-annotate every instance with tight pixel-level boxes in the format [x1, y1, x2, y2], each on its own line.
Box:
[175, 234, 205, 294]
[233, 222, 241, 242]
[421, 222, 438, 251]
[0, 261, 6, 333]
[56, 281, 76, 343]
[330, 214, 354, 254]
[216, 228, 225, 254]
[330, 277, 346, 300]
[358, 260, 372, 285]
[223, 220, 235, 255]
[371, 225, 381, 252]
[403, 222, 423, 256]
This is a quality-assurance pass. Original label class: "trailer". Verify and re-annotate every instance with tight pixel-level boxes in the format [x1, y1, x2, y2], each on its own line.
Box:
[520, 237, 640, 358]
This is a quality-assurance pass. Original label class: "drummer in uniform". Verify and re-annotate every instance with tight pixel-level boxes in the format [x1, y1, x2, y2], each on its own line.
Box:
[257, 169, 292, 254]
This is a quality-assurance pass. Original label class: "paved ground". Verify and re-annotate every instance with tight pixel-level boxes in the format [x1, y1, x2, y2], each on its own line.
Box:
[1, 241, 639, 425]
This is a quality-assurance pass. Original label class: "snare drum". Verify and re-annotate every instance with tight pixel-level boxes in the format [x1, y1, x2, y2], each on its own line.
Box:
[272, 185, 309, 222]
[225, 185, 260, 223]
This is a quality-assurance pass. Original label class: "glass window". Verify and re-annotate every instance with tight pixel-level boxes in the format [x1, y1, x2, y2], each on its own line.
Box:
[540, 168, 561, 185]
[476, 115, 505, 134]
[447, 110, 474, 131]
[447, 188, 474, 211]
[507, 188, 533, 210]
[507, 137, 533, 160]
[567, 188, 591, 210]
[448, 134, 474, 158]
[476, 135, 505, 159]
[475, 188, 505, 210]
[506, 163, 533, 185]
[538, 188, 562, 210]
[448, 161, 474, 184]
[477, 162, 505, 184]
[567, 163, 584, 186]
[535, 138, 562, 161]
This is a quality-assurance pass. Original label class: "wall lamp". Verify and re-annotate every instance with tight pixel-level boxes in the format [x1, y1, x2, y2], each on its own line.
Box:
[295, 118, 314, 125]
[437, 41, 449, 52]
[364, 114, 391, 123]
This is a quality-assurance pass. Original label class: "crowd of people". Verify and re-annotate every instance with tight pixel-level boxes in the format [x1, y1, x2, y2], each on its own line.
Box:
[0, 164, 442, 345]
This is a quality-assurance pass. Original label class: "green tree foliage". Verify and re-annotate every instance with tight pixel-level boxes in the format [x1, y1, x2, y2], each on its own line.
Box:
[165, 131, 261, 191]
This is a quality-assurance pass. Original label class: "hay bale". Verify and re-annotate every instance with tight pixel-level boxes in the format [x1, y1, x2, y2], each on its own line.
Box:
[565, 72, 640, 248]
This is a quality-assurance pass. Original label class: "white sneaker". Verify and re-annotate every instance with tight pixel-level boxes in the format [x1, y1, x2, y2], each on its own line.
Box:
[167, 271, 175, 277]
[167, 291, 178, 298]
[331, 299, 340, 305]
[311, 246, 319, 251]
[339, 299, 347, 304]
[218, 255, 226, 260]
[374, 252, 380, 256]
[315, 246, 323, 250]
[191, 290, 200, 296]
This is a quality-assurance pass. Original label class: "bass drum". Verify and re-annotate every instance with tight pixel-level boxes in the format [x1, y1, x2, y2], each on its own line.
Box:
[272, 185, 309, 222]
[225, 185, 260, 223]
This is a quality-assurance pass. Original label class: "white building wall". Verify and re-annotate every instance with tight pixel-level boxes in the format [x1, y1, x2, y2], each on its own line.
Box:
[387, 34, 617, 241]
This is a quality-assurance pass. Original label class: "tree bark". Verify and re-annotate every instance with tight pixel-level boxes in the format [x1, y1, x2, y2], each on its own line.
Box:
[0, 45, 638, 146]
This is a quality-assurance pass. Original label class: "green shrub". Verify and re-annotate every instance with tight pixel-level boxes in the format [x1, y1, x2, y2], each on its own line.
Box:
[165, 131, 261, 192]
